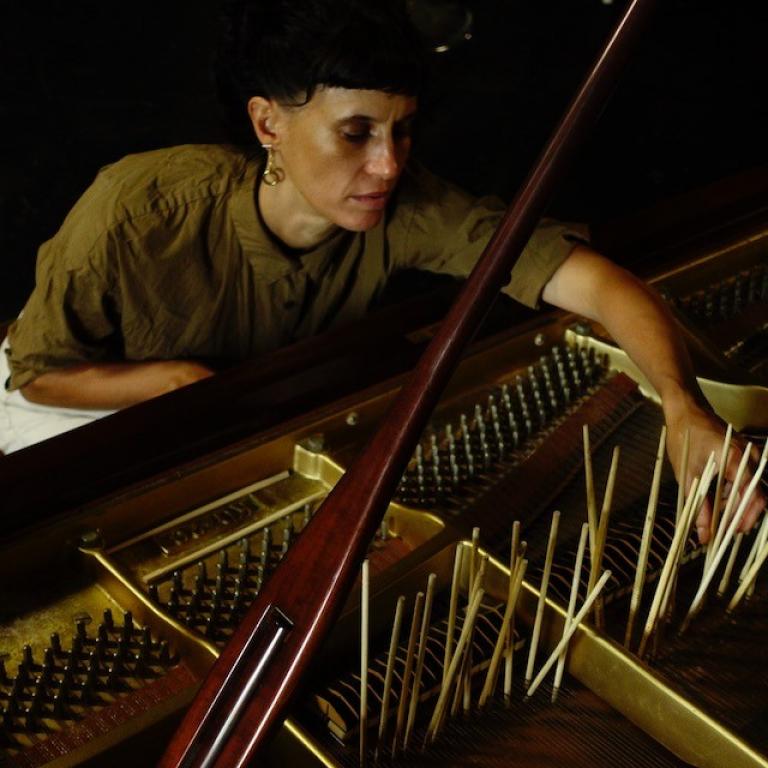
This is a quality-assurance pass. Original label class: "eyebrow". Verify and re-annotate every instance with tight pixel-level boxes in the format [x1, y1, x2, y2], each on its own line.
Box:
[334, 111, 418, 126]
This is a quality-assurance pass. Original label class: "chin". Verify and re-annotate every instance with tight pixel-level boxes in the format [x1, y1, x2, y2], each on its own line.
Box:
[335, 210, 385, 232]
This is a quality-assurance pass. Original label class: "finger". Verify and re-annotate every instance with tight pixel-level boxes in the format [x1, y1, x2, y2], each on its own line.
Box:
[723, 443, 747, 483]
[737, 487, 766, 534]
[696, 496, 712, 544]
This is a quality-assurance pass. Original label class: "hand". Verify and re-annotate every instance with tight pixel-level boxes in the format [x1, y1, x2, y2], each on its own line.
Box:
[664, 400, 766, 544]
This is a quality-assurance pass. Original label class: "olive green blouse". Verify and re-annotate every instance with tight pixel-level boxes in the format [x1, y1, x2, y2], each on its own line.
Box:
[6, 144, 587, 390]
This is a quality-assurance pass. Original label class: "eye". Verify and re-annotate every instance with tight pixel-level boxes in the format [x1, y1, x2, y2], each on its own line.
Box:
[340, 119, 373, 144]
[342, 130, 372, 144]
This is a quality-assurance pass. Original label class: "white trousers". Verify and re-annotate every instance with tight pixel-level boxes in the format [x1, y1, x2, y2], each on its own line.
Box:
[0, 338, 114, 454]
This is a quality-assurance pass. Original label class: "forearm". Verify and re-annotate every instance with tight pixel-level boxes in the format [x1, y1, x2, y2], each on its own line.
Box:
[20, 360, 215, 410]
[542, 246, 703, 419]
[543, 246, 765, 539]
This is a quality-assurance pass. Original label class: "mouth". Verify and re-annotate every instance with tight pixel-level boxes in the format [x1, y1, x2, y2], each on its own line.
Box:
[350, 190, 391, 210]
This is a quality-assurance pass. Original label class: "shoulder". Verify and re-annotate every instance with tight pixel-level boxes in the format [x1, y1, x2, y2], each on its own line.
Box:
[48, 145, 257, 269]
[93, 144, 254, 218]
[386, 162, 505, 248]
[392, 161, 476, 211]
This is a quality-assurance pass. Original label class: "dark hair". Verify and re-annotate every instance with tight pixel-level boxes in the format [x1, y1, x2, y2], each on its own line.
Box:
[217, 0, 426, 142]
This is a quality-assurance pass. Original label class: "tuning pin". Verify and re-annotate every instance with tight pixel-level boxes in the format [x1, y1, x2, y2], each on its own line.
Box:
[94, 630, 109, 660]
[103, 608, 114, 630]
[138, 626, 152, 652]
[76, 619, 89, 643]
[236, 560, 249, 589]
[9, 676, 24, 709]
[215, 566, 227, 595]
[429, 433, 440, 469]
[122, 612, 134, 642]
[570, 347, 586, 387]
[431, 462, 442, 492]
[540, 357, 558, 409]
[464, 438, 475, 477]
[38, 659, 53, 688]
[281, 525, 292, 555]
[61, 662, 76, 690]
[158, 641, 171, 665]
[204, 616, 218, 639]
[449, 454, 460, 485]
[106, 662, 121, 689]
[134, 642, 151, 676]
[50, 633, 63, 657]
[260, 529, 271, 563]
[254, 563, 265, 592]
[22, 645, 35, 670]
[53, 690, 68, 718]
[70, 635, 83, 660]
[193, 573, 207, 599]
[493, 422, 504, 456]
[26, 690, 44, 731]
[148, 583, 160, 603]
[168, 587, 180, 614]
[83, 655, 100, 701]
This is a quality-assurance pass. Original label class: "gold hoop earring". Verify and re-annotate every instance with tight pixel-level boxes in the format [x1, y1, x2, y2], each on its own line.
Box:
[262, 143, 284, 186]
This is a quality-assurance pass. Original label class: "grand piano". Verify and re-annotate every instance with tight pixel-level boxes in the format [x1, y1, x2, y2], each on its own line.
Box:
[2, 4, 768, 766]
[0, 161, 767, 766]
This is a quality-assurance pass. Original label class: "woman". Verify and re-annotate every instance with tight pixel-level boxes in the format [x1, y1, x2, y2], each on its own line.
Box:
[1, 0, 763, 537]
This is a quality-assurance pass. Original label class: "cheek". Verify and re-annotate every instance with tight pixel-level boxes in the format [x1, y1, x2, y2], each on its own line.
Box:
[294, 138, 357, 189]
[307, 152, 365, 200]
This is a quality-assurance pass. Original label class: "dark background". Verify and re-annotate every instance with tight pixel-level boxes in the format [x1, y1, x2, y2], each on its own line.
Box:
[2, 0, 767, 321]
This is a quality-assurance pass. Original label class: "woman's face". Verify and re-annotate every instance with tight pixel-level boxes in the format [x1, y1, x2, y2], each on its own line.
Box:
[266, 88, 418, 232]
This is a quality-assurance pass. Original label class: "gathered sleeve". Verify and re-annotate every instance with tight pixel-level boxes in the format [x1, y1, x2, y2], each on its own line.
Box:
[386, 164, 589, 308]
[6, 246, 121, 391]
[6, 177, 123, 390]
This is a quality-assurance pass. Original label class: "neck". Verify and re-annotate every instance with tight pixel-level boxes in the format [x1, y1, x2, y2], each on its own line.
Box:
[258, 179, 339, 250]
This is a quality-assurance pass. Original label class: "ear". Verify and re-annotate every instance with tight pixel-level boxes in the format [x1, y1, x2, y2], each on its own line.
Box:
[247, 97, 284, 146]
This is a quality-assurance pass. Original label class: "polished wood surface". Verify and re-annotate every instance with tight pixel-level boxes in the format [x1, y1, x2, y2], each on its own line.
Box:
[0, 287, 464, 533]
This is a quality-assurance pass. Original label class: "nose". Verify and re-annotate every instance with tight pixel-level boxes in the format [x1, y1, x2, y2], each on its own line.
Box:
[365, 136, 402, 180]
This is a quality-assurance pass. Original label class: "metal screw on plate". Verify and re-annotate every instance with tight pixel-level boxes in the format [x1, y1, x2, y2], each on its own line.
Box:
[299, 434, 325, 453]
[346, 412, 359, 427]
[534, 333, 545, 347]
[79, 530, 102, 549]
[570, 321, 593, 336]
